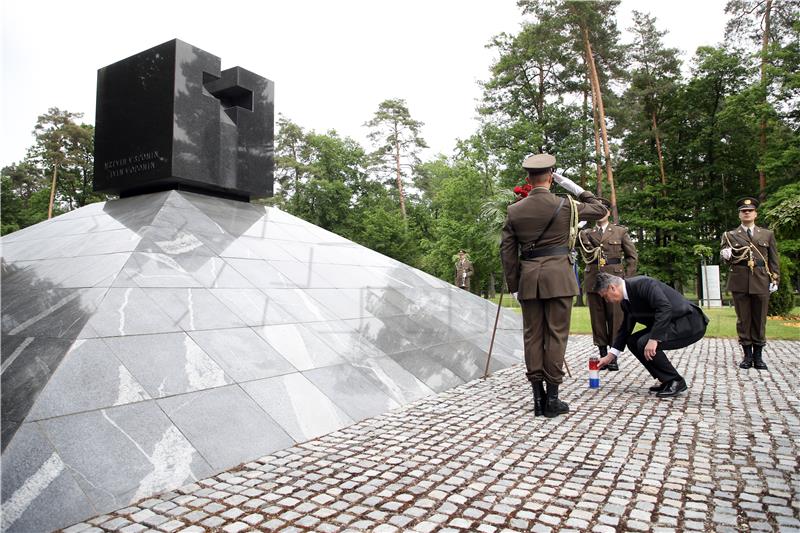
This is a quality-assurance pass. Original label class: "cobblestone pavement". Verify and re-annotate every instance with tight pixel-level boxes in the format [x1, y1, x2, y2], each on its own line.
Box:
[63, 336, 800, 533]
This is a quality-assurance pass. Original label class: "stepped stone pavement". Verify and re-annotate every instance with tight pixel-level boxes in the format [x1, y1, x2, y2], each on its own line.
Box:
[62, 335, 800, 533]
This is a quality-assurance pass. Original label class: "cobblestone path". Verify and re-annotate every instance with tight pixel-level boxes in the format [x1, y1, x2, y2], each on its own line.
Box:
[64, 336, 800, 533]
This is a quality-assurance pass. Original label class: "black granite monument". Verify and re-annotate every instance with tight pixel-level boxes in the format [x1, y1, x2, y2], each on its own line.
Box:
[93, 39, 274, 201]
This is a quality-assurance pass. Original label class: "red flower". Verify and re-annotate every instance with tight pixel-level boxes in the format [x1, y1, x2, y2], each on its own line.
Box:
[513, 183, 532, 201]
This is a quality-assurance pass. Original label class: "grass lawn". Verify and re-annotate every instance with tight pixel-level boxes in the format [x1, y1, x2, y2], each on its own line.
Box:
[489, 295, 800, 341]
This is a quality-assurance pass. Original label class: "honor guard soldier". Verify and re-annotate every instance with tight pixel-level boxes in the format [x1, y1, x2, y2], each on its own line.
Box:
[720, 197, 780, 370]
[500, 153, 608, 418]
[455, 249, 474, 291]
[578, 198, 638, 370]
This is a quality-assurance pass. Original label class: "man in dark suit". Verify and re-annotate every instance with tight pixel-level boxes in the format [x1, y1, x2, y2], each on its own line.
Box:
[594, 273, 709, 397]
[501, 154, 608, 417]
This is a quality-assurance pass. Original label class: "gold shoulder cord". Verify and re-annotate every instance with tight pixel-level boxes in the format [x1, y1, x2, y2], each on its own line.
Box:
[723, 232, 775, 278]
[575, 198, 602, 264]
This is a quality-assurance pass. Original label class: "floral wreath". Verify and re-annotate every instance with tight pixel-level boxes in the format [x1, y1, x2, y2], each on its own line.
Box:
[513, 183, 532, 201]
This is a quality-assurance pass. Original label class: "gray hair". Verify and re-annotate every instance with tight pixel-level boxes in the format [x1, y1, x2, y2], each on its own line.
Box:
[594, 272, 624, 293]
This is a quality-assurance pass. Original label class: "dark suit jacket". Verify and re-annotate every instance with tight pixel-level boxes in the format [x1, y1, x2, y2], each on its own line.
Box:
[612, 276, 708, 351]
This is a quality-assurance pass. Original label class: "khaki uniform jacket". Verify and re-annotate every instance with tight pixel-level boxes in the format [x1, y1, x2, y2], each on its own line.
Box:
[580, 224, 638, 293]
[455, 259, 474, 289]
[501, 188, 607, 299]
[721, 225, 780, 294]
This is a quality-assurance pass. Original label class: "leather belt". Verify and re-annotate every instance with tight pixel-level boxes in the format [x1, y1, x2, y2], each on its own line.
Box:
[590, 258, 622, 265]
[521, 246, 570, 260]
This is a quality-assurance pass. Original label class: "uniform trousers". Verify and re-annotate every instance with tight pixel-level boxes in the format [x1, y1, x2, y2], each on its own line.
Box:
[625, 307, 708, 383]
[587, 291, 623, 347]
[731, 292, 769, 346]
[520, 296, 572, 384]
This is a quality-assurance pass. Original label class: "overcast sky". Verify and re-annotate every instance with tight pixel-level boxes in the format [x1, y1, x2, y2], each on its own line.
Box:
[1, 0, 728, 168]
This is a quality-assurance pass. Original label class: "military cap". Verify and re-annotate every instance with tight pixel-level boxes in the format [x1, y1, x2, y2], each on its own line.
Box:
[597, 197, 612, 210]
[522, 153, 556, 170]
[737, 197, 759, 210]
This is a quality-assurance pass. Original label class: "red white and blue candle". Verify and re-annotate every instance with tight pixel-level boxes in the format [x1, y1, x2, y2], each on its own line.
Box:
[589, 356, 600, 388]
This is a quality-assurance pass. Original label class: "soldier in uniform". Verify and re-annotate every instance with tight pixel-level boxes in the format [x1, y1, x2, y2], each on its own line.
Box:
[578, 198, 638, 370]
[455, 249, 474, 291]
[720, 197, 780, 370]
[500, 154, 608, 418]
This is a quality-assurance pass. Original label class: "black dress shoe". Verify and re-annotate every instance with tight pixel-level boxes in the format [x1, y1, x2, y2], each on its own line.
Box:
[656, 378, 687, 398]
[605, 359, 619, 371]
[648, 381, 667, 393]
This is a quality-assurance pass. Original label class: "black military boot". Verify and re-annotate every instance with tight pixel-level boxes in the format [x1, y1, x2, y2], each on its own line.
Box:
[543, 382, 569, 418]
[531, 381, 545, 416]
[739, 345, 753, 369]
[753, 345, 768, 370]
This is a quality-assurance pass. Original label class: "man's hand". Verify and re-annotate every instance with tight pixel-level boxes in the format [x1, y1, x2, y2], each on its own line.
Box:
[644, 339, 659, 360]
[721, 248, 732, 261]
[769, 281, 778, 293]
[552, 172, 585, 196]
[597, 354, 615, 369]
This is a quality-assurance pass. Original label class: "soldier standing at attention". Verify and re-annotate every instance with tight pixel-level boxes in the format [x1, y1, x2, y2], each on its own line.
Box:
[500, 154, 608, 418]
[455, 249, 474, 291]
[578, 197, 638, 371]
[720, 197, 780, 370]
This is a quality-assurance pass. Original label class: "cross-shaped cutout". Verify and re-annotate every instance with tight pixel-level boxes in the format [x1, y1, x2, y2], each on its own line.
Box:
[203, 68, 253, 123]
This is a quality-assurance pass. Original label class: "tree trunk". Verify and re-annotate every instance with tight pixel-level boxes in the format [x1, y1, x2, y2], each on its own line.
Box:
[488, 271, 496, 300]
[394, 125, 407, 219]
[581, 88, 589, 188]
[583, 26, 618, 223]
[47, 165, 58, 219]
[592, 105, 603, 196]
[586, 50, 603, 196]
[652, 111, 667, 197]
[758, 0, 772, 201]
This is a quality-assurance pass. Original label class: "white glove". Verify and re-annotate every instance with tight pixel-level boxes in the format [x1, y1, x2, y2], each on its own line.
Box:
[721, 248, 732, 261]
[512, 292, 519, 301]
[769, 281, 778, 293]
[552, 173, 585, 196]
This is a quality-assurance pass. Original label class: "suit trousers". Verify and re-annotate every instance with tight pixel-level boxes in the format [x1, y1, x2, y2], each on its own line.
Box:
[520, 296, 572, 384]
[732, 292, 769, 346]
[626, 308, 708, 383]
[587, 292, 623, 348]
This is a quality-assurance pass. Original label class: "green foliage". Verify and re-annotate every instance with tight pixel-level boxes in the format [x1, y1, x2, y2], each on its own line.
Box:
[769, 255, 796, 316]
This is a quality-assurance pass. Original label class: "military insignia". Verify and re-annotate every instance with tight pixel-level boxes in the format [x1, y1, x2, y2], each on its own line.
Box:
[599, 257, 606, 267]
[744, 199, 752, 205]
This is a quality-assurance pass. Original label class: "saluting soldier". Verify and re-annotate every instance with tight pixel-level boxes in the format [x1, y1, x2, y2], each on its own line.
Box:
[720, 197, 780, 370]
[500, 154, 608, 418]
[454, 249, 474, 291]
[578, 197, 638, 370]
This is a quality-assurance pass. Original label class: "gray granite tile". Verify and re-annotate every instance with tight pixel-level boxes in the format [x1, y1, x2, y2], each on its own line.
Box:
[303, 364, 400, 422]
[241, 373, 353, 442]
[141, 288, 246, 331]
[349, 356, 435, 405]
[2, 288, 108, 339]
[223, 258, 297, 288]
[188, 328, 296, 382]
[158, 385, 294, 469]
[303, 320, 387, 362]
[262, 288, 340, 324]
[103, 332, 232, 398]
[254, 323, 346, 371]
[26, 338, 150, 420]
[86, 288, 182, 337]
[1, 336, 75, 448]
[1, 423, 95, 533]
[209, 288, 297, 326]
[388, 347, 465, 393]
[40, 401, 212, 516]
[119, 252, 203, 288]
